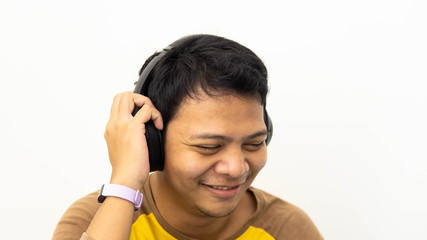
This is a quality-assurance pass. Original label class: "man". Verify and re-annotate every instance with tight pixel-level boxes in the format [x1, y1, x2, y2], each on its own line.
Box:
[53, 34, 323, 240]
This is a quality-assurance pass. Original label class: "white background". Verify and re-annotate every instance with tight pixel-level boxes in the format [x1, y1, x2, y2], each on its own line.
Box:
[1, 0, 426, 239]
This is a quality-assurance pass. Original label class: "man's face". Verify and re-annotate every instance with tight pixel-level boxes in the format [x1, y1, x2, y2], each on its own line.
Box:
[162, 92, 267, 218]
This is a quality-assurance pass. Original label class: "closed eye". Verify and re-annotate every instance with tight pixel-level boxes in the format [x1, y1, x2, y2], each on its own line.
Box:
[192, 145, 223, 155]
[244, 141, 265, 151]
[196, 145, 221, 150]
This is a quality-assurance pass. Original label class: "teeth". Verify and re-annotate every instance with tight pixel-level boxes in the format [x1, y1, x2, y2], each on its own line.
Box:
[211, 186, 233, 190]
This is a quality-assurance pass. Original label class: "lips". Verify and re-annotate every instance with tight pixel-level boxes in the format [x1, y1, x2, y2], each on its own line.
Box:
[207, 185, 239, 190]
[200, 178, 247, 191]
[200, 183, 243, 198]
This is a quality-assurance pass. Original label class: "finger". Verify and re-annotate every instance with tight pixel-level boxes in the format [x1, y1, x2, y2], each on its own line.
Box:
[127, 94, 155, 119]
[133, 94, 154, 108]
[118, 92, 153, 120]
[116, 92, 132, 119]
[151, 109, 164, 130]
[133, 103, 164, 130]
[109, 93, 123, 121]
[117, 92, 146, 120]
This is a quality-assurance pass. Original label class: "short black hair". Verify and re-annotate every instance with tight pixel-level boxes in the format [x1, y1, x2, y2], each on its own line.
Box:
[139, 34, 268, 129]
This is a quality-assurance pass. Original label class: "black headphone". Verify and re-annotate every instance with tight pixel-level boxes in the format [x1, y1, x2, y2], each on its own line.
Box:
[132, 36, 273, 172]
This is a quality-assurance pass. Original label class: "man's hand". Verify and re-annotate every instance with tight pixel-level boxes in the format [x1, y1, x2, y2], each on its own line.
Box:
[104, 92, 163, 190]
[85, 92, 163, 240]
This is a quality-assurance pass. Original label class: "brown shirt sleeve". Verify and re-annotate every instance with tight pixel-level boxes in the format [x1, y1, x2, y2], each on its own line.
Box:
[251, 188, 323, 240]
[52, 192, 99, 240]
[271, 204, 323, 240]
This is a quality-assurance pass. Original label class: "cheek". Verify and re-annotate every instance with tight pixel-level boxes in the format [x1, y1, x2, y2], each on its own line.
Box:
[164, 145, 212, 180]
[249, 150, 267, 174]
[163, 154, 215, 194]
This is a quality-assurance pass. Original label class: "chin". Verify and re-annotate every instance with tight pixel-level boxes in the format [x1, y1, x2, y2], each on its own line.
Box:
[195, 204, 238, 218]
[194, 196, 242, 218]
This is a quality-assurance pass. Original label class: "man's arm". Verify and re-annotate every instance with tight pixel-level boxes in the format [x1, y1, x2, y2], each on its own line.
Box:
[53, 92, 163, 240]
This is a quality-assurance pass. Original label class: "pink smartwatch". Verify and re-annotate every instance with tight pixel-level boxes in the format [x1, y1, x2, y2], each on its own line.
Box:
[97, 184, 143, 211]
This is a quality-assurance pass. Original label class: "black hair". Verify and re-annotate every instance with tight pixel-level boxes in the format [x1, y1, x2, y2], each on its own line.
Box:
[139, 34, 268, 129]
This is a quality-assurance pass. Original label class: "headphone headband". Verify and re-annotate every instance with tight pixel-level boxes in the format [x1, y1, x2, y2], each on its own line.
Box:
[134, 46, 171, 95]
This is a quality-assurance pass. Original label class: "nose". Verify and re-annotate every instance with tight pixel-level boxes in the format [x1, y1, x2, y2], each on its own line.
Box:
[214, 146, 249, 178]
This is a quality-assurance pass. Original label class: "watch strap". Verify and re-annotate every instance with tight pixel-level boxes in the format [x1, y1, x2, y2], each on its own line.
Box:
[97, 184, 143, 211]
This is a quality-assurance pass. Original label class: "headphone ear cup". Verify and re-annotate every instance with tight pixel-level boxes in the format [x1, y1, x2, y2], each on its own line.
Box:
[264, 109, 273, 145]
[144, 121, 165, 171]
[133, 50, 169, 172]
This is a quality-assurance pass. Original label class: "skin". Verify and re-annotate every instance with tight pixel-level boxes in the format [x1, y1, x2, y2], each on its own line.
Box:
[87, 92, 164, 239]
[87, 91, 267, 240]
[152, 93, 267, 239]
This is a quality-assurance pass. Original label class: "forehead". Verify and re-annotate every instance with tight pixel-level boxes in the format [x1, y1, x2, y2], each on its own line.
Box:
[167, 92, 265, 135]
[164, 92, 267, 146]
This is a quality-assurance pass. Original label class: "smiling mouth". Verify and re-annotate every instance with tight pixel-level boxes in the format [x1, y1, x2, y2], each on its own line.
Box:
[209, 185, 238, 190]
[201, 183, 244, 198]
[202, 183, 241, 190]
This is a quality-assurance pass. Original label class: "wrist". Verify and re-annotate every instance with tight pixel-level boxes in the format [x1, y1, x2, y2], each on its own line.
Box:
[110, 175, 145, 191]
[98, 184, 143, 211]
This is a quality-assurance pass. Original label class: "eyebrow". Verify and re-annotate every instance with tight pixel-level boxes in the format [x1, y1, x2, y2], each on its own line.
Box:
[189, 130, 268, 142]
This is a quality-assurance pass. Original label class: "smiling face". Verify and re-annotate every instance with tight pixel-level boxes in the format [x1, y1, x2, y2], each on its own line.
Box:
[159, 92, 267, 218]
